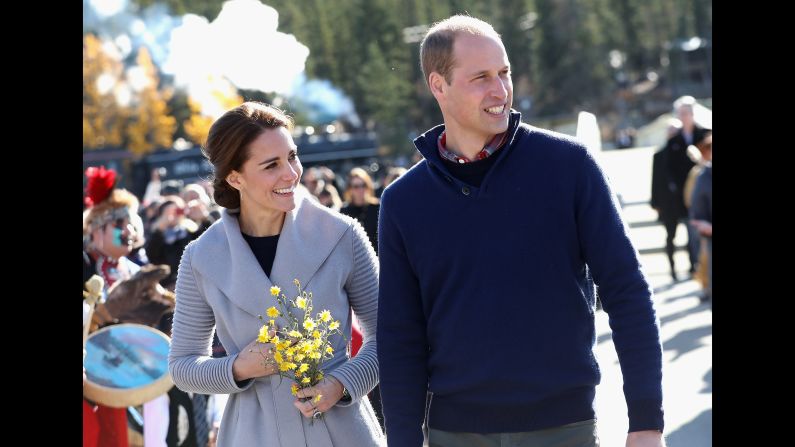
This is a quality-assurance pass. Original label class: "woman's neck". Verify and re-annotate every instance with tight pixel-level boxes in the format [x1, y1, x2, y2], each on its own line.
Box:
[238, 207, 286, 237]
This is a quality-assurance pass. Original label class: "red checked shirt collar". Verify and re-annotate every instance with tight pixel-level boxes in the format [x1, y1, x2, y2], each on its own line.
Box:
[437, 130, 508, 163]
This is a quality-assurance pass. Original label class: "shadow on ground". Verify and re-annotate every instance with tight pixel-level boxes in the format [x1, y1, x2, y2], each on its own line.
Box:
[662, 325, 711, 361]
[665, 409, 711, 447]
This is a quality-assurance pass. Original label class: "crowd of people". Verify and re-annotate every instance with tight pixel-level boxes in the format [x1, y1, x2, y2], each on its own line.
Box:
[651, 95, 713, 303]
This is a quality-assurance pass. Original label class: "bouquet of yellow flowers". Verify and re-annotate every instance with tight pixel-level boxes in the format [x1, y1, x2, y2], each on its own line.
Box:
[258, 279, 343, 405]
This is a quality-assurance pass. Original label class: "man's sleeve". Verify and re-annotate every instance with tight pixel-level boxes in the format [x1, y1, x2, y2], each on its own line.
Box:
[575, 149, 665, 433]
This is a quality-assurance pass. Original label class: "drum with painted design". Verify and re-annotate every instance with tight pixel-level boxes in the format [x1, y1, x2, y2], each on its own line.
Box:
[84, 323, 173, 408]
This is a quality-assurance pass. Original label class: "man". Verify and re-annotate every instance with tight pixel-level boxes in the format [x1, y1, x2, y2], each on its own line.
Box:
[651, 96, 710, 282]
[377, 15, 664, 447]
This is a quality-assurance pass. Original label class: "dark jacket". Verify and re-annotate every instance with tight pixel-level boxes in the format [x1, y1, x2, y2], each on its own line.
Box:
[689, 164, 712, 228]
[340, 203, 380, 255]
[651, 126, 709, 220]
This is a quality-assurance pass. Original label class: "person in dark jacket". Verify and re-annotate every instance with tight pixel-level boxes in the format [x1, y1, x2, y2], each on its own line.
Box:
[377, 15, 665, 447]
[340, 167, 380, 255]
[689, 136, 712, 305]
[651, 95, 710, 281]
[144, 196, 202, 290]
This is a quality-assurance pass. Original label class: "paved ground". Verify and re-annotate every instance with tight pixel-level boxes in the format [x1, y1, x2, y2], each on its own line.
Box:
[593, 147, 712, 446]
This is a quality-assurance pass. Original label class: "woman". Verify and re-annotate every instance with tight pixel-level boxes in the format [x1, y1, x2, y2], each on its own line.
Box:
[340, 168, 380, 255]
[168, 102, 383, 446]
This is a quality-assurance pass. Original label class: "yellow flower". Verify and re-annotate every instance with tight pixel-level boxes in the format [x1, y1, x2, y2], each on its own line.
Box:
[269, 319, 275, 326]
[295, 353, 305, 362]
[325, 346, 334, 355]
[270, 335, 280, 346]
[288, 330, 302, 338]
[299, 363, 310, 373]
[316, 372, 324, 381]
[266, 306, 280, 318]
[296, 296, 307, 309]
[303, 319, 316, 331]
[329, 321, 340, 330]
[313, 395, 322, 403]
[319, 310, 332, 322]
[257, 325, 270, 343]
[310, 351, 322, 360]
[312, 330, 321, 339]
[270, 286, 281, 296]
[274, 352, 284, 364]
[302, 377, 311, 384]
[285, 347, 295, 357]
[291, 383, 299, 396]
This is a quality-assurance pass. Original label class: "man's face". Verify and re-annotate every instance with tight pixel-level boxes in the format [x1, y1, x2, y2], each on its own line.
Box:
[432, 33, 513, 146]
[678, 105, 694, 129]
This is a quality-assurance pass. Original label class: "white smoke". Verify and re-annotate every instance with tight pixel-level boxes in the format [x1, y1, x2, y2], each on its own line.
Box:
[84, 0, 359, 125]
[289, 74, 362, 127]
[164, 0, 309, 96]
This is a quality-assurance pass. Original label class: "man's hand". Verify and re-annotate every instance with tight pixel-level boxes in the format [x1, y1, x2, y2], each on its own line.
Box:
[626, 430, 665, 447]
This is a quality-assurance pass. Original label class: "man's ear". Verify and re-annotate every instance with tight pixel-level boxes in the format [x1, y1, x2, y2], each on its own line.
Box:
[428, 72, 446, 100]
[226, 171, 242, 191]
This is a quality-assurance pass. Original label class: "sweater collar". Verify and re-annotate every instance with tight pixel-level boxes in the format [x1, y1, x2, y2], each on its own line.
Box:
[413, 110, 524, 192]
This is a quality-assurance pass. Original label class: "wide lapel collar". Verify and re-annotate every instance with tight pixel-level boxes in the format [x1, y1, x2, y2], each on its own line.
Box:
[190, 209, 273, 319]
[190, 193, 350, 319]
[268, 191, 350, 294]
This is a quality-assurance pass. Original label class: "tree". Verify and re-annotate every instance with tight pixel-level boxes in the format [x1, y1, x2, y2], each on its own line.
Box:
[83, 34, 129, 149]
[132, 0, 222, 21]
[184, 79, 244, 146]
[126, 47, 177, 155]
[531, 0, 611, 116]
[359, 41, 412, 154]
[183, 99, 214, 147]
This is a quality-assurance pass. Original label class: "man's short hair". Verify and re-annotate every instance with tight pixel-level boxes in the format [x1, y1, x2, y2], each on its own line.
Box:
[673, 95, 696, 112]
[420, 15, 501, 86]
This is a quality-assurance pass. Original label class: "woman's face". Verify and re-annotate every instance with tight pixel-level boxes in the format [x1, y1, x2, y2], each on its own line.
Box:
[230, 127, 303, 215]
[348, 176, 367, 205]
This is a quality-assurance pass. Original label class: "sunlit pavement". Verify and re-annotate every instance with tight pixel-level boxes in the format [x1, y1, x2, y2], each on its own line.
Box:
[593, 147, 711, 446]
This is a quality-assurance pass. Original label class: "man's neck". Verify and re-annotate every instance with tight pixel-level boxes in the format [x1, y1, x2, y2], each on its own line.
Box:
[443, 127, 495, 161]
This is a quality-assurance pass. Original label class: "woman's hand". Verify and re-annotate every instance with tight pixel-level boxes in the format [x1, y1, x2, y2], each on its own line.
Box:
[293, 375, 346, 418]
[232, 336, 279, 381]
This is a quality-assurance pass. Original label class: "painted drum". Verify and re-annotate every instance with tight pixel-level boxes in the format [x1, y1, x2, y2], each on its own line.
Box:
[84, 323, 173, 408]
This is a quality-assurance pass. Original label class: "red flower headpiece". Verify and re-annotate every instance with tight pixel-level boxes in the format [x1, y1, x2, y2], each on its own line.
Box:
[84, 166, 117, 207]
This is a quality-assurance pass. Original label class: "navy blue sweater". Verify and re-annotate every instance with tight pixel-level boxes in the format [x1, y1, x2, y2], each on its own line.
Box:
[377, 111, 663, 445]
